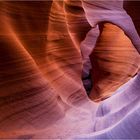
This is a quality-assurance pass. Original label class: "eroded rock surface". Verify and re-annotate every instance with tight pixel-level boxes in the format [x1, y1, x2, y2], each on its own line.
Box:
[0, 0, 140, 139]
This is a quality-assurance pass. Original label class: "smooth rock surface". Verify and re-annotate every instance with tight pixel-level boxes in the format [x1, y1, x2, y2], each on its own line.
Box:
[0, 0, 140, 139]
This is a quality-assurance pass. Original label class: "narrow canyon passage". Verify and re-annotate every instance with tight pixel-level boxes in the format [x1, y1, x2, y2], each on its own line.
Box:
[0, 1, 140, 139]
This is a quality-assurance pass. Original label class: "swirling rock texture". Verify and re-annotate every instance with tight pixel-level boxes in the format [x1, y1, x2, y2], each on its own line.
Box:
[0, 0, 140, 139]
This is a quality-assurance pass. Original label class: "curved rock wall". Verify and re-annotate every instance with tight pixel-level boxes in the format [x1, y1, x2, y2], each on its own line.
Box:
[0, 0, 140, 139]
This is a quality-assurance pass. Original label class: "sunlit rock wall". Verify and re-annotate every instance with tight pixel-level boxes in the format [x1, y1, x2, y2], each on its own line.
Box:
[0, 0, 140, 139]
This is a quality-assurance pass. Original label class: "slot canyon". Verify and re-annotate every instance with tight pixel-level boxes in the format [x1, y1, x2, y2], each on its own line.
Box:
[0, 0, 140, 139]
